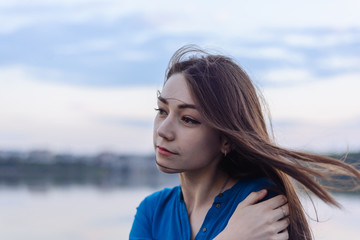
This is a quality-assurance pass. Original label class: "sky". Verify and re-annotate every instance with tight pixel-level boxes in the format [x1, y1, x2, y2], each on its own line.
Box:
[0, 0, 359, 155]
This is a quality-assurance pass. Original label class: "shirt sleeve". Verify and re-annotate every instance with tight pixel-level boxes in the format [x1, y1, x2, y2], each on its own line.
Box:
[129, 198, 153, 240]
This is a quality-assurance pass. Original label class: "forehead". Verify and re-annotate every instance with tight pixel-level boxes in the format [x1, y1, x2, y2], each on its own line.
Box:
[160, 73, 194, 104]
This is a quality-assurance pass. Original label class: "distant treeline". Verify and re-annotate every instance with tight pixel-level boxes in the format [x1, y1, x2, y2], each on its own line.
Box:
[328, 152, 360, 165]
[323, 152, 360, 193]
[0, 151, 178, 189]
[0, 160, 124, 187]
[0, 151, 359, 191]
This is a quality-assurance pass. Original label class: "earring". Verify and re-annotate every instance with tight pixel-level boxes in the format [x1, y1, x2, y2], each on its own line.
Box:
[224, 149, 227, 157]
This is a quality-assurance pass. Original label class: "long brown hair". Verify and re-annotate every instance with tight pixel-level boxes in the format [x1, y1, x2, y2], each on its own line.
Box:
[165, 45, 360, 240]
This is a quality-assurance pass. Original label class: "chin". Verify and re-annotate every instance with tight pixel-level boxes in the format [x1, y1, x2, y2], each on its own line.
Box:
[156, 165, 180, 174]
[155, 157, 182, 174]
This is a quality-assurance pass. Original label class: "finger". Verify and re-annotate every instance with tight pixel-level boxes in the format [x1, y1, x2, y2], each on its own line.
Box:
[279, 204, 289, 219]
[260, 194, 287, 210]
[241, 189, 268, 206]
[274, 229, 289, 240]
[274, 203, 289, 221]
[273, 217, 290, 234]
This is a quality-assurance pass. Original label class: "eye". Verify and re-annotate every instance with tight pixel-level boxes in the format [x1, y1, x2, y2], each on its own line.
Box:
[182, 116, 201, 125]
[154, 108, 167, 116]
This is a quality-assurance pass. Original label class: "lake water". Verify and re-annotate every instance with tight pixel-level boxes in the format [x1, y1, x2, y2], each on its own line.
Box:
[0, 186, 359, 240]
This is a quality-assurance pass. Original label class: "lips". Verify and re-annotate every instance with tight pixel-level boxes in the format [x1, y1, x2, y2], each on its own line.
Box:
[157, 146, 177, 156]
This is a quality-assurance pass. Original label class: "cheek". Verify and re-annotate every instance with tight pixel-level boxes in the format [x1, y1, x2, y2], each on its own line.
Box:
[183, 131, 221, 156]
[153, 118, 159, 144]
[202, 128, 221, 146]
[204, 137, 222, 155]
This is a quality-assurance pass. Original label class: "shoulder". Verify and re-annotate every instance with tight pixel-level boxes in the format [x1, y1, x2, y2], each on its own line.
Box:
[130, 187, 180, 239]
[137, 186, 180, 213]
[246, 176, 277, 188]
[232, 176, 278, 200]
[235, 176, 276, 189]
[143, 185, 179, 203]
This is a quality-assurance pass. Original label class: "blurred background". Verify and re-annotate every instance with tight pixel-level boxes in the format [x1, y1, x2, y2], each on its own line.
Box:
[0, 0, 359, 239]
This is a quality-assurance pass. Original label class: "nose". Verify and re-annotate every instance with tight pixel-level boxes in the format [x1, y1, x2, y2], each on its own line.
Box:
[155, 116, 175, 141]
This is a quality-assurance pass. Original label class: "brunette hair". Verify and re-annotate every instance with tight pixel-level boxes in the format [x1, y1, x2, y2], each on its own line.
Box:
[165, 45, 360, 240]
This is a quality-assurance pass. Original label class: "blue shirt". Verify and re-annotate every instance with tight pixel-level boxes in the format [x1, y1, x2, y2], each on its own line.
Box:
[129, 177, 277, 240]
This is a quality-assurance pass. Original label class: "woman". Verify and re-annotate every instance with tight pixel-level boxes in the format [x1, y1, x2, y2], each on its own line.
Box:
[130, 45, 360, 240]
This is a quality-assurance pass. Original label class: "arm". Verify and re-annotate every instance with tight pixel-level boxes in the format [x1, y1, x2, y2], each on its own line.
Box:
[129, 201, 153, 240]
[213, 189, 289, 240]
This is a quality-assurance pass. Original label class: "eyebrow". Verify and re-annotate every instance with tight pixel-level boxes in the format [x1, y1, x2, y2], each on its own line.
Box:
[157, 95, 197, 109]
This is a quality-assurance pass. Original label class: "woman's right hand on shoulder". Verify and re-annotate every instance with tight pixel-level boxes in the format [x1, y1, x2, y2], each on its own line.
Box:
[213, 189, 289, 240]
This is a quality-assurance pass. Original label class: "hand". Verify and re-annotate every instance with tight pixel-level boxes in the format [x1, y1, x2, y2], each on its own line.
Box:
[213, 189, 289, 240]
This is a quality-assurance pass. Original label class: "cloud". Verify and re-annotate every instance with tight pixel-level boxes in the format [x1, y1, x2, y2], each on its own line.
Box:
[272, 118, 360, 153]
[1, 0, 360, 35]
[230, 47, 305, 63]
[316, 56, 360, 70]
[282, 31, 360, 48]
[262, 68, 313, 84]
[1, 65, 359, 153]
[2, 64, 360, 154]
[261, 71, 360, 152]
[1, 0, 359, 154]
[56, 38, 116, 55]
[263, 72, 360, 124]
[0, 66, 157, 154]
[55, 37, 153, 62]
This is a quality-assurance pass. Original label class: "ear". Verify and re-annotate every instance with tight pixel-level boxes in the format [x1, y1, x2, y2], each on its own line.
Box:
[220, 135, 230, 155]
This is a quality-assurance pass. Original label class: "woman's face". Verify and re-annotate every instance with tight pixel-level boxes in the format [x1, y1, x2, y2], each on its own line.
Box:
[153, 73, 224, 174]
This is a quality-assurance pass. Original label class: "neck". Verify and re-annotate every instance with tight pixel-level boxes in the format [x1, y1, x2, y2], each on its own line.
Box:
[179, 167, 232, 214]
